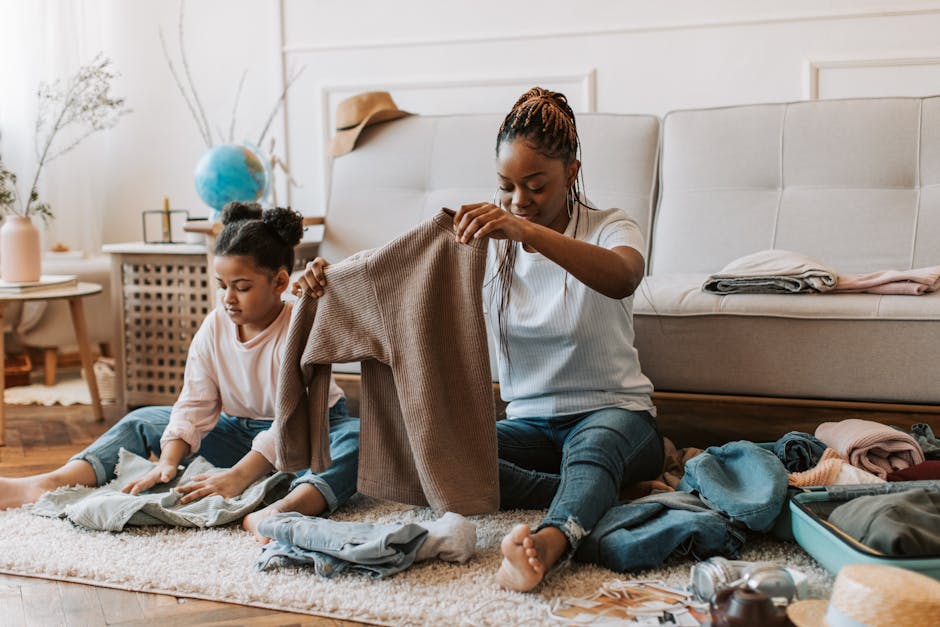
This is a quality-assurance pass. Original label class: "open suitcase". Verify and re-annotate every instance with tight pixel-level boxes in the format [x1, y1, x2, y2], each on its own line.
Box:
[784, 480, 940, 581]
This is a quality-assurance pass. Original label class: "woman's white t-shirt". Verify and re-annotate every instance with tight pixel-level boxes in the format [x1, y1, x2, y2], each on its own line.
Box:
[484, 204, 655, 419]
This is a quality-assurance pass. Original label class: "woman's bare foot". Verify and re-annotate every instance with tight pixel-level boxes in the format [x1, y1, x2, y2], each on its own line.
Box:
[496, 524, 544, 591]
[241, 482, 329, 544]
[496, 524, 569, 592]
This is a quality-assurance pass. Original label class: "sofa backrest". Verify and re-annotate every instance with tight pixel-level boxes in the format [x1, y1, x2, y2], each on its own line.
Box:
[650, 96, 940, 275]
[321, 112, 661, 263]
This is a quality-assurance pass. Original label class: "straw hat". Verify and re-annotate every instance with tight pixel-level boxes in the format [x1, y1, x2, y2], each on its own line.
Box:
[327, 91, 411, 157]
[786, 564, 940, 627]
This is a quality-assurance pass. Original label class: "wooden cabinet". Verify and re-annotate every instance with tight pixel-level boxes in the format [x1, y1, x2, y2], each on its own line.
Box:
[102, 243, 211, 413]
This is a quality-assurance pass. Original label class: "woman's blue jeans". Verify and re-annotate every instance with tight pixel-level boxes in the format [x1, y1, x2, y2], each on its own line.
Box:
[497, 407, 663, 552]
[71, 399, 360, 512]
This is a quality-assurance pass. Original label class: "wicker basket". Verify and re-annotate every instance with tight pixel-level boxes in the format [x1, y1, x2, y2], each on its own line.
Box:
[93, 357, 116, 402]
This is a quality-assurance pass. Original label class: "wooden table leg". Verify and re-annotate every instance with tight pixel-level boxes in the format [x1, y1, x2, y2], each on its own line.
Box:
[0, 302, 5, 445]
[68, 297, 103, 421]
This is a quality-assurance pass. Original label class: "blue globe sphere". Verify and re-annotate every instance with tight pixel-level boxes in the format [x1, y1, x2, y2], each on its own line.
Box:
[194, 144, 270, 217]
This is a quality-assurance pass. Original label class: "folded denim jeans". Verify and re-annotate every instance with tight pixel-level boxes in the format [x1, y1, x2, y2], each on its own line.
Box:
[256, 512, 429, 578]
[774, 431, 828, 472]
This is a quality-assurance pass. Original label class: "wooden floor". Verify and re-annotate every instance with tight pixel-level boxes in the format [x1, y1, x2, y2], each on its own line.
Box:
[1, 383, 937, 626]
[0, 401, 369, 627]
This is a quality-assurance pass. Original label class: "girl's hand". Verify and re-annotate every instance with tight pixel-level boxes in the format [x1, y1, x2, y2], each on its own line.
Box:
[293, 257, 330, 298]
[122, 461, 179, 496]
[176, 468, 254, 504]
[452, 203, 530, 244]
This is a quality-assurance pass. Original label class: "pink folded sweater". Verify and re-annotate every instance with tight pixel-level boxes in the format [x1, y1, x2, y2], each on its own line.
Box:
[833, 265, 940, 295]
[815, 418, 925, 479]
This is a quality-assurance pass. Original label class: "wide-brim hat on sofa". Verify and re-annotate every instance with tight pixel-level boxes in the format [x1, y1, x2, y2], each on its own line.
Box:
[328, 91, 411, 157]
[786, 563, 940, 627]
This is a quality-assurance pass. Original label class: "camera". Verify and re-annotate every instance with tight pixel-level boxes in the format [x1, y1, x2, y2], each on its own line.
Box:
[690, 557, 800, 604]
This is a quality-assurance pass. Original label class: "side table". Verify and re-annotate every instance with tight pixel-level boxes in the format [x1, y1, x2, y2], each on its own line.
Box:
[0, 282, 104, 446]
[101, 243, 212, 414]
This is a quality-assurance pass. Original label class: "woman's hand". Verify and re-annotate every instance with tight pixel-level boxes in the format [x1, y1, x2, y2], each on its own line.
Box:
[175, 468, 254, 504]
[453, 203, 530, 244]
[122, 461, 180, 496]
[293, 257, 330, 298]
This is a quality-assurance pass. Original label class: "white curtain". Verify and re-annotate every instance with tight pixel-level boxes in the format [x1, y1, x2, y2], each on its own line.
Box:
[0, 0, 110, 256]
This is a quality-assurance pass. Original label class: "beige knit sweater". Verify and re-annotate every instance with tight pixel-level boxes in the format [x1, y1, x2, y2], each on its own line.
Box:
[274, 210, 499, 515]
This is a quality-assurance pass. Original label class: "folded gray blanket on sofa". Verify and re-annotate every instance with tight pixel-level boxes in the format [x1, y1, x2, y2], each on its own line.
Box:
[703, 249, 838, 294]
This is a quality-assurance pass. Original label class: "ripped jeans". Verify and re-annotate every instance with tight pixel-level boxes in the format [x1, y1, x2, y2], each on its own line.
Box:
[497, 407, 663, 553]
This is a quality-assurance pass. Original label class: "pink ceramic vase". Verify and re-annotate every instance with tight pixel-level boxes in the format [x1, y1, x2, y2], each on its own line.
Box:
[0, 215, 41, 282]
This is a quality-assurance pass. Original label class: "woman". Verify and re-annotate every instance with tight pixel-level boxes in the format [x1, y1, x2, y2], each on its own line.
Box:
[453, 87, 665, 592]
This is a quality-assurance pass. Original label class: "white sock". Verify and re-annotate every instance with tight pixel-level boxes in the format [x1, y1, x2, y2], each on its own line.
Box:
[415, 512, 477, 563]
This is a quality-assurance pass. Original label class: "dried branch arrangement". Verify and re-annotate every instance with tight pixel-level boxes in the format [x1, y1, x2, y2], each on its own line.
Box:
[0, 53, 129, 222]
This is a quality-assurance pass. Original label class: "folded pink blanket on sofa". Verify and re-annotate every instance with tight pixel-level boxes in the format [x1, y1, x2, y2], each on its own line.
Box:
[815, 418, 925, 479]
[833, 265, 940, 295]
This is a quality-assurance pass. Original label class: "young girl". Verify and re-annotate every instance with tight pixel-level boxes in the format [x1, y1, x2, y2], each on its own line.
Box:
[453, 87, 665, 591]
[0, 203, 360, 536]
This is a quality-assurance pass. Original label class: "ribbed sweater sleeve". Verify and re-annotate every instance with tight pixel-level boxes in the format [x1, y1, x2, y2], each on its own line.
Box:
[274, 264, 387, 472]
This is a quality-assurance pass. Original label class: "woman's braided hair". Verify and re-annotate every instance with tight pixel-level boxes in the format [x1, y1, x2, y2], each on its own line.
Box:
[491, 87, 585, 366]
[496, 87, 580, 163]
[214, 201, 304, 274]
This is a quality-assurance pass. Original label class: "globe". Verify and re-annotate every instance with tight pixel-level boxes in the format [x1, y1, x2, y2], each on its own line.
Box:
[193, 143, 271, 219]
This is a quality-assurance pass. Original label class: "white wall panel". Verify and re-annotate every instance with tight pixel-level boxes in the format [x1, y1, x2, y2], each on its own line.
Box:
[807, 55, 940, 99]
[9, 1, 940, 249]
[278, 2, 940, 213]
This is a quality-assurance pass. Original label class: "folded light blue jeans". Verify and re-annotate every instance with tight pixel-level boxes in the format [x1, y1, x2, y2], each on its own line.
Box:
[496, 407, 663, 553]
[72, 398, 360, 512]
[256, 511, 428, 578]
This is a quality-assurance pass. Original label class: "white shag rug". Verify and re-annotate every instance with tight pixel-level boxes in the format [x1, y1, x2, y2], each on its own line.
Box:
[0, 495, 834, 626]
[3, 376, 91, 406]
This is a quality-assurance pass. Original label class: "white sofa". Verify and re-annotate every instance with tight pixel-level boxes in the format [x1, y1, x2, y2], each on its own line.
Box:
[635, 97, 940, 406]
[319, 97, 940, 412]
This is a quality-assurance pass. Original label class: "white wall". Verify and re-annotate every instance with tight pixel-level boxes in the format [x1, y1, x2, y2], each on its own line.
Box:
[5, 0, 940, 251]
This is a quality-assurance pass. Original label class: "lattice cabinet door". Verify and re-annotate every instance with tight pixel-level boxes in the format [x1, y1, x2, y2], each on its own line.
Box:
[104, 245, 212, 413]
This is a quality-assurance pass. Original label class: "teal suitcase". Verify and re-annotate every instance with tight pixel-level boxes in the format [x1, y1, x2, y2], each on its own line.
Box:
[787, 482, 940, 582]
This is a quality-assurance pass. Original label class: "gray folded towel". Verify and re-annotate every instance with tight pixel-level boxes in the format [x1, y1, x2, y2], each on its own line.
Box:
[703, 249, 838, 294]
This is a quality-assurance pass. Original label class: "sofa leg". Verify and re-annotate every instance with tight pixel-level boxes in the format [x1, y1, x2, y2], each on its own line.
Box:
[44, 348, 57, 386]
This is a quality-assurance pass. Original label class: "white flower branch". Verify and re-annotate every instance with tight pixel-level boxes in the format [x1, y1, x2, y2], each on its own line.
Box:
[1, 53, 130, 221]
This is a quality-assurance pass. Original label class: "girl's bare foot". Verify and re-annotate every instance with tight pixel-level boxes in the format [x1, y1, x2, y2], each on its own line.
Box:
[242, 504, 283, 544]
[1, 460, 97, 510]
[241, 482, 329, 544]
[0, 475, 61, 510]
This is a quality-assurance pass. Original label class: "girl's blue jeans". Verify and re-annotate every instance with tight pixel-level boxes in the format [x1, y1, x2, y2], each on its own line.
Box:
[497, 407, 663, 552]
[71, 398, 360, 513]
